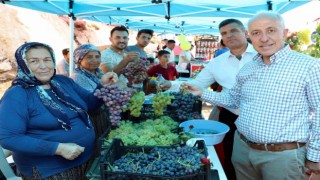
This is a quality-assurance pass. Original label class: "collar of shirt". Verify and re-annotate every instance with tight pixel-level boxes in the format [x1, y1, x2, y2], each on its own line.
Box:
[253, 44, 291, 65]
[226, 43, 256, 60]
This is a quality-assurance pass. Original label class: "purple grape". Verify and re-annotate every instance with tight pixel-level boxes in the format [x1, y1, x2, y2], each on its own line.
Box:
[93, 85, 132, 126]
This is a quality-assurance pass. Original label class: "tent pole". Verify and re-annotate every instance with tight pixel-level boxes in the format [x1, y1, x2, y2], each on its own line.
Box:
[69, 16, 74, 76]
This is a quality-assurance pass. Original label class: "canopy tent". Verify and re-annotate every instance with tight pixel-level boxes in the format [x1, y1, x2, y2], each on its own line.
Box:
[3, 0, 313, 35]
[2, 0, 315, 74]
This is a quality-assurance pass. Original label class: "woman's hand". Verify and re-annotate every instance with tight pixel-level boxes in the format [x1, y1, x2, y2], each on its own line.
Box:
[55, 143, 85, 160]
[180, 83, 203, 96]
[100, 72, 118, 85]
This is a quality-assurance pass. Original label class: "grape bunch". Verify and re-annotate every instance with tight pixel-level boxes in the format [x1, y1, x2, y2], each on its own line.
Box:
[109, 145, 207, 178]
[170, 92, 203, 121]
[124, 91, 145, 117]
[106, 116, 183, 146]
[122, 57, 150, 84]
[94, 85, 131, 127]
[151, 93, 173, 116]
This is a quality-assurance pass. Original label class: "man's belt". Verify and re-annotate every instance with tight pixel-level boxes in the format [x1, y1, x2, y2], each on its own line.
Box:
[238, 131, 306, 152]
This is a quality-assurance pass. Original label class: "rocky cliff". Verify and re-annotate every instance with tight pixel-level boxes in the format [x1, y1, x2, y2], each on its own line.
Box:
[0, 4, 146, 82]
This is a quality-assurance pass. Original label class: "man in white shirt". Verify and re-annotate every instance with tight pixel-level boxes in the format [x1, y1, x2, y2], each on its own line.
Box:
[186, 11, 320, 180]
[185, 19, 256, 180]
[164, 40, 176, 66]
[100, 26, 139, 89]
[100, 26, 171, 91]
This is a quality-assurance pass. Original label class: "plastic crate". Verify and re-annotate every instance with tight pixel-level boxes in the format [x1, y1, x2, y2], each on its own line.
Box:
[96, 122, 186, 153]
[98, 139, 210, 180]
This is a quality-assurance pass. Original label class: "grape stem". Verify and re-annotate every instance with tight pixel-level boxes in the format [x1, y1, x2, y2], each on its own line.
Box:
[177, 158, 192, 168]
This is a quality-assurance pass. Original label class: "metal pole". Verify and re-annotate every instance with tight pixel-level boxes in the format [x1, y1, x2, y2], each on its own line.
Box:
[69, 16, 74, 76]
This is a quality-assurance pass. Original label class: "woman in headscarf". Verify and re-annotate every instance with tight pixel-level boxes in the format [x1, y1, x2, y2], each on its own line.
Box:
[0, 42, 117, 179]
[70, 44, 110, 144]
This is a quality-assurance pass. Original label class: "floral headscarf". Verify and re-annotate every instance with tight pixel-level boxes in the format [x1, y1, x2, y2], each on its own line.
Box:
[73, 44, 103, 85]
[73, 44, 100, 65]
[12, 42, 91, 130]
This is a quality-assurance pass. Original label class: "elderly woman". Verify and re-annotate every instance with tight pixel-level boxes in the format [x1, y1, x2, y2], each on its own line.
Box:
[70, 44, 110, 140]
[0, 42, 116, 179]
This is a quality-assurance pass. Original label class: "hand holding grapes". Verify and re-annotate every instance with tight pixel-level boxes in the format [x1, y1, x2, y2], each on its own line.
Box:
[124, 52, 140, 62]
[100, 72, 118, 85]
[180, 83, 203, 97]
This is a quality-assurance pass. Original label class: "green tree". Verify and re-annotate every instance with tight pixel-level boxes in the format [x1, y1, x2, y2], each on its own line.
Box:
[304, 24, 320, 58]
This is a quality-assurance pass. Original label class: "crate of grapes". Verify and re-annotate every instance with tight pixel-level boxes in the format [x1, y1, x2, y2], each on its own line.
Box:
[98, 138, 210, 180]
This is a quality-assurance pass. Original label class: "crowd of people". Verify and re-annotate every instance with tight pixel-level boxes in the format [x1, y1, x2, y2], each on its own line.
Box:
[0, 10, 319, 180]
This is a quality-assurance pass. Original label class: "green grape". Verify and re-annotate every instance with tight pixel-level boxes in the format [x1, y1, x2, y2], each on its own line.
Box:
[151, 93, 173, 116]
[106, 116, 180, 146]
[125, 91, 145, 117]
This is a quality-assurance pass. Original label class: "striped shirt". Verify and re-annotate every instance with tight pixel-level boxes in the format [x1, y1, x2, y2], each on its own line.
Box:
[201, 45, 320, 162]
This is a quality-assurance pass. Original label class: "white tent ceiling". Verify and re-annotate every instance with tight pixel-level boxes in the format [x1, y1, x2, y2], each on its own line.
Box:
[2, 0, 314, 35]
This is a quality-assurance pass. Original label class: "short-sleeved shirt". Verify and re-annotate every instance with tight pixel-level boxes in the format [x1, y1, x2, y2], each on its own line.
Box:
[147, 64, 178, 80]
[100, 48, 128, 89]
[125, 45, 147, 59]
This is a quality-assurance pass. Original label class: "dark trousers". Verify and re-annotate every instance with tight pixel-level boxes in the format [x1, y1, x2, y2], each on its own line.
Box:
[219, 108, 238, 180]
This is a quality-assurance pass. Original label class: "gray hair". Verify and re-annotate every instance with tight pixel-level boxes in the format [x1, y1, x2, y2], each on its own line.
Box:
[248, 11, 285, 29]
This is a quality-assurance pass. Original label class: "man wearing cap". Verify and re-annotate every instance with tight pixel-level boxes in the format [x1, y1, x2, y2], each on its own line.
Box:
[56, 48, 70, 76]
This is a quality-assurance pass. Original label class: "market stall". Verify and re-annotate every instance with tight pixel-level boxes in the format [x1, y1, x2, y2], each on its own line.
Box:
[85, 76, 229, 180]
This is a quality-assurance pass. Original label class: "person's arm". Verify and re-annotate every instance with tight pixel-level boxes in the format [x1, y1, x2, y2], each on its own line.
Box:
[67, 72, 117, 110]
[99, 63, 110, 74]
[305, 62, 320, 173]
[183, 73, 241, 109]
[0, 87, 59, 156]
[112, 52, 139, 75]
[187, 60, 217, 88]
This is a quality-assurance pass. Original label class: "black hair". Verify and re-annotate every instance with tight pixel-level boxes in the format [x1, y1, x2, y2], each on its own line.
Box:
[220, 39, 225, 47]
[219, 19, 245, 30]
[137, 29, 154, 37]
[62, 48, 69, 55]
[167, 40, 176, 44]
[147, 57, 155, 64]
[110, 26, 129, 37]
[158, 50, 170, 57]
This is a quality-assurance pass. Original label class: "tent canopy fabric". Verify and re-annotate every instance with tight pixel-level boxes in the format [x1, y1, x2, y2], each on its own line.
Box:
[3, 0, 312, 35]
